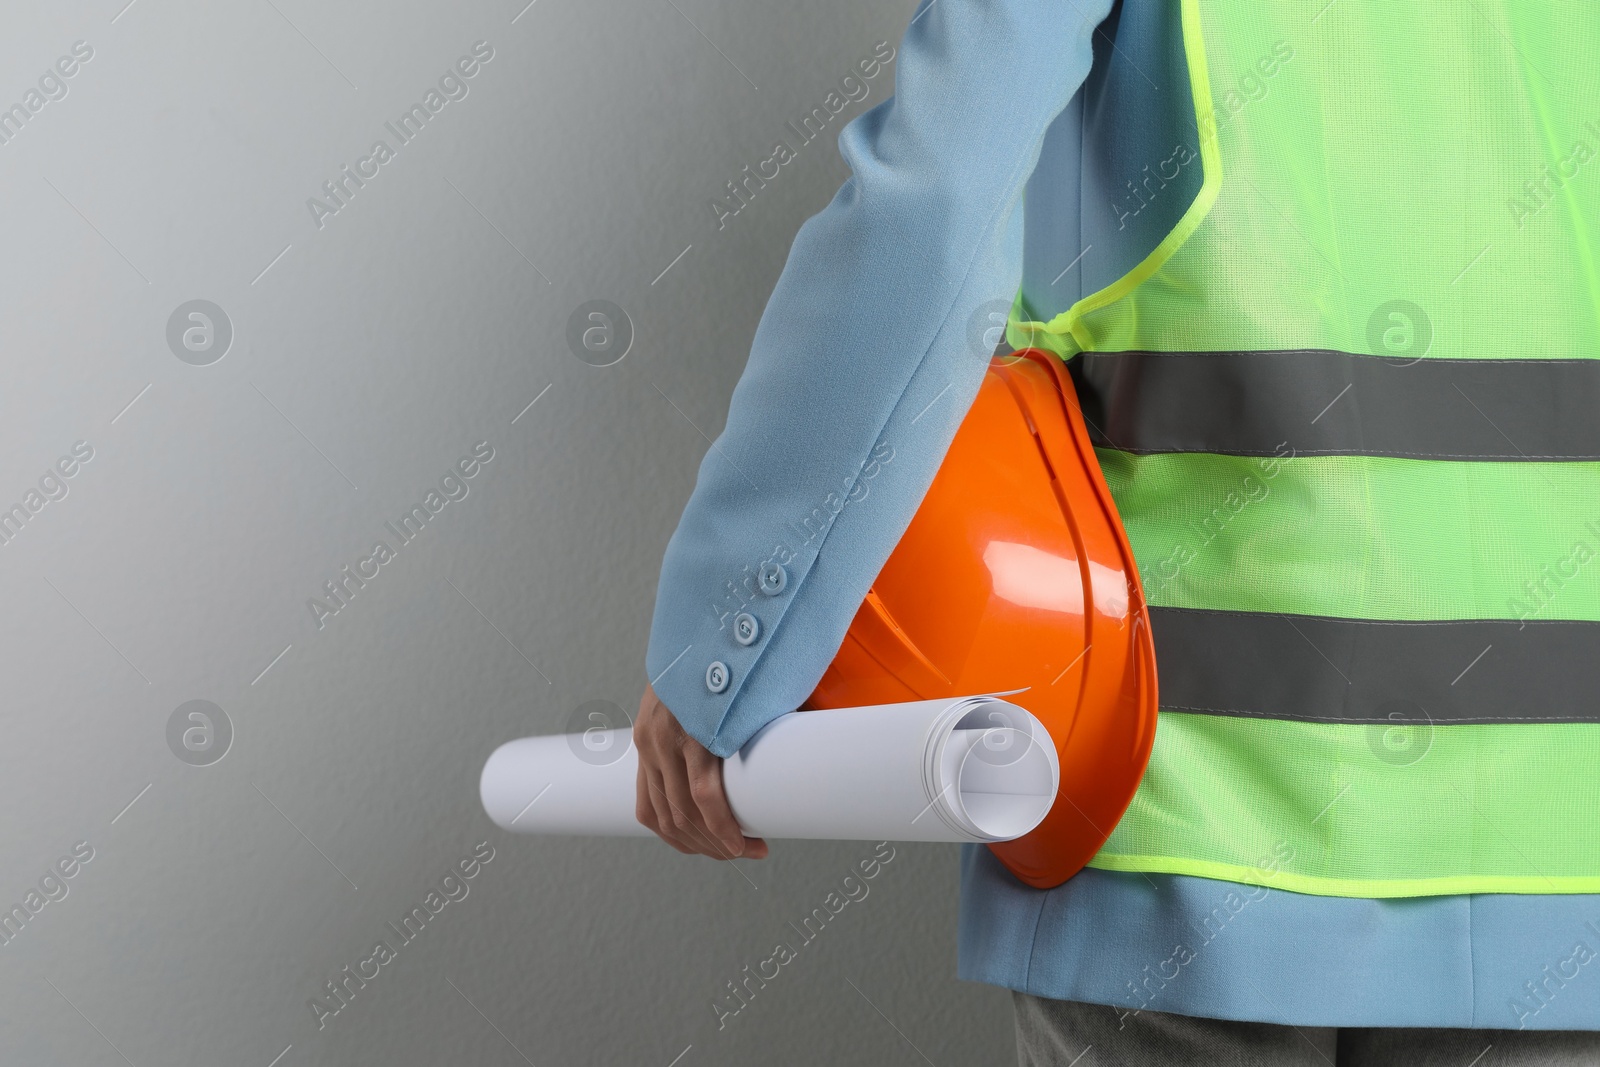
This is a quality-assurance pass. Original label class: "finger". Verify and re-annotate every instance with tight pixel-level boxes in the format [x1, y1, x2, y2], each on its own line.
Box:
[636, 688, 739, 859]
[635, 736, 654, 828]
[682, 745, 748, 857]
[633, 691, 698, 854]
[644, 766, 695, 854]
[657, 747, 734, 859]
[635, 749, 672, 839]
[636, 704, 706, 855]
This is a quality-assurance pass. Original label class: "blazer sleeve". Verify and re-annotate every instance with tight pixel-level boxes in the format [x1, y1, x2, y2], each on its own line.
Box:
[645, 0, 1115, 757]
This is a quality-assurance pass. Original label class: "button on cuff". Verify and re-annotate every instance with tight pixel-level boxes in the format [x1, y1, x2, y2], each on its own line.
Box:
[705, 660, 730, 693]
[757, 561, 788, 596]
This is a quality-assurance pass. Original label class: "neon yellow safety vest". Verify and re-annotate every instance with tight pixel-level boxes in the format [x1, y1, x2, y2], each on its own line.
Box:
[1009, 0, 1600, 897]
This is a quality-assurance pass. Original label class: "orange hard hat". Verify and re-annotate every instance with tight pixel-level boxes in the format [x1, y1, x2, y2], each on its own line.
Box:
[806, 347, 1158, 889]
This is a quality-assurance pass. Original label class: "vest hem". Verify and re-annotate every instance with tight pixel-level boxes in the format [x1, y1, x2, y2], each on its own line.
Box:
[1085, 854, 1600, 898]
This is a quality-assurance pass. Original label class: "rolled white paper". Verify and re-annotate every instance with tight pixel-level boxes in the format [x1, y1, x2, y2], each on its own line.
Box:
[480, 695, 1059, 843]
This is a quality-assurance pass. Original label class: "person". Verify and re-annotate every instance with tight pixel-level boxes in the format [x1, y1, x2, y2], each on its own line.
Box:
[636, 0, 1600, 1061]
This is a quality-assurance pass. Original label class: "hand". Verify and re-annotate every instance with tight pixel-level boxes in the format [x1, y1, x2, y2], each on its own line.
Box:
[634, 682, 768, 860]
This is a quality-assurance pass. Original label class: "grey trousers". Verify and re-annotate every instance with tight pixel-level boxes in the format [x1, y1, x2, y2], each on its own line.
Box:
[1013, 992, 1600, 1066]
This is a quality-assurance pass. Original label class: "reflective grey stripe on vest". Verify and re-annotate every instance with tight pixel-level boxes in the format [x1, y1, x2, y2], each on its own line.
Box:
[1149, 606, 1600, 725]
[1072, 350, 1600, 460]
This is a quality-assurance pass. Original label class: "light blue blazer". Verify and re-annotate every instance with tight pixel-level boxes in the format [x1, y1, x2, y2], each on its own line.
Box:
[647, 0, 1600, 1029]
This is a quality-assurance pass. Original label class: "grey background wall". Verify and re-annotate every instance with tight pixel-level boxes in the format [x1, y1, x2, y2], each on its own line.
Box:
[0, 0, 1018, 1063]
